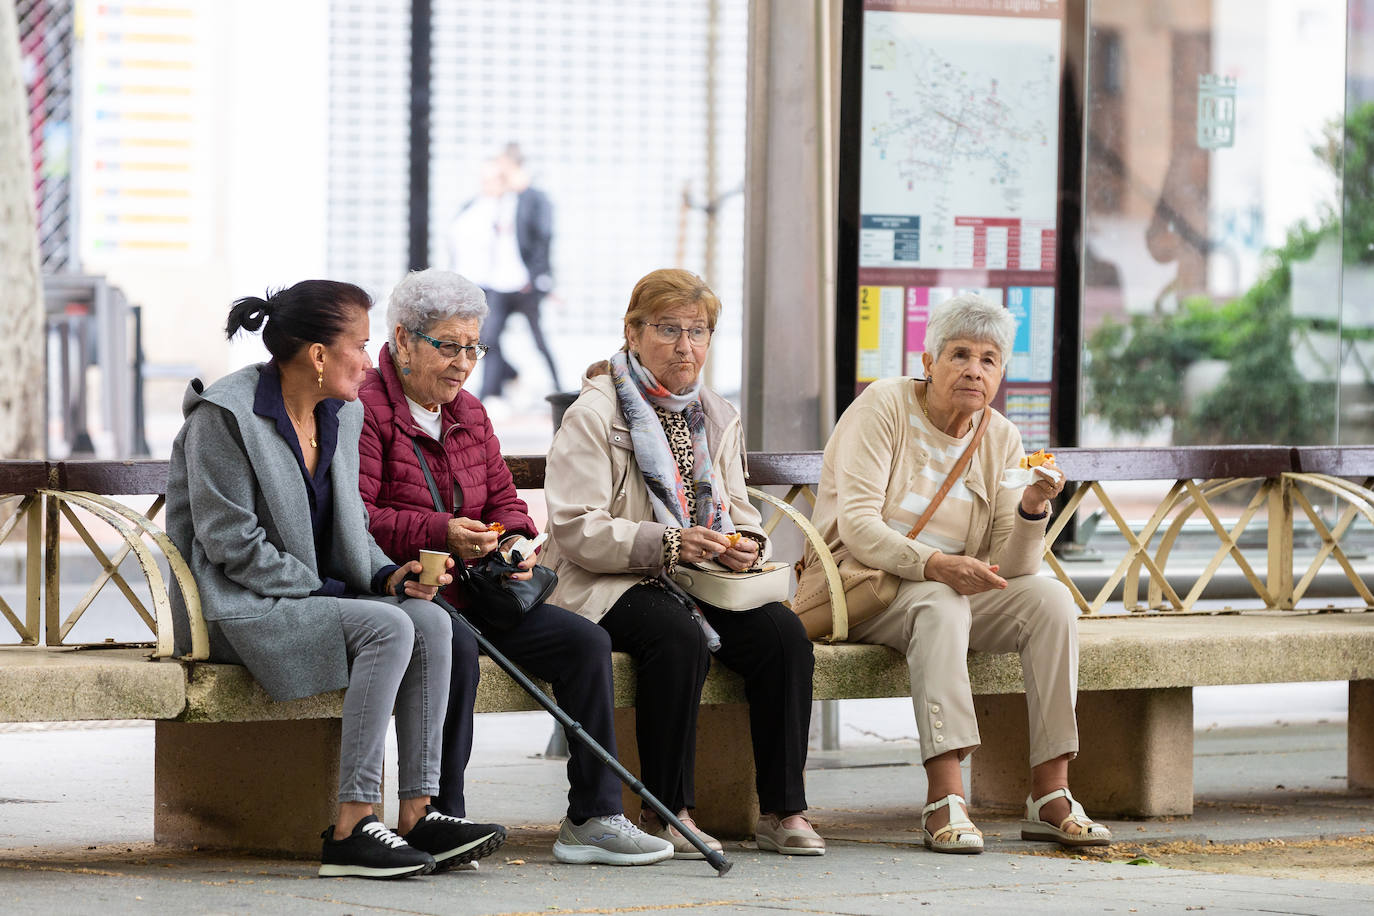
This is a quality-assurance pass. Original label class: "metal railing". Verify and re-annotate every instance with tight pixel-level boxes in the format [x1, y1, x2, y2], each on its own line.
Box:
[0, 476, 205, 659]
[753, 471, 1374, 637]
[2, 458, 1372, 657]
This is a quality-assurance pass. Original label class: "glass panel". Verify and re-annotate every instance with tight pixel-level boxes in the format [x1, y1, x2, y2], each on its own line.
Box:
[1342, 1, 1374, 443]
[1081, 0, 1348, 446]
[423, 0, 749, 453]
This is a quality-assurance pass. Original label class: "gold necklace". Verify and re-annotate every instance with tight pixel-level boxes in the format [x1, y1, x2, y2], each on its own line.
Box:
[918, 384, 973, 435]
[286, 405, 318, 449]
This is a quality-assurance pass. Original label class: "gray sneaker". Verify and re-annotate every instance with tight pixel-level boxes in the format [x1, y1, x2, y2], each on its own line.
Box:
[552, 813, 675, 866]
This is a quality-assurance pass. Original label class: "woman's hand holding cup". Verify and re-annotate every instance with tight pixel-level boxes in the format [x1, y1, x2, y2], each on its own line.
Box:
[389, 556, 453, 600]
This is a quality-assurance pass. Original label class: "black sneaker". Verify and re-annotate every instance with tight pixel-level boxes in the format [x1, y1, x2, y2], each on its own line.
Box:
[318, 815, 435, 879]
[402, 806, 507, 871]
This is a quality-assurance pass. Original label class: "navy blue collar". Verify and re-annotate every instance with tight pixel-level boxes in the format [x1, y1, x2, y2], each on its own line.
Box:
[252, 361, 343, 481]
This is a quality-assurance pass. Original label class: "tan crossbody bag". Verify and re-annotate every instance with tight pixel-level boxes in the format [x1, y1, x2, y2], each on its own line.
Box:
[792, 405, 991, 640]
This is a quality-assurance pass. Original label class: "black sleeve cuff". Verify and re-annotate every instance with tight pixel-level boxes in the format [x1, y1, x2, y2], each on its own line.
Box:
[371, 564, 401, 596]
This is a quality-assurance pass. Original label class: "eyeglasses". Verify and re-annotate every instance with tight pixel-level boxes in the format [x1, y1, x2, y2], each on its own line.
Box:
[411, 329, 488, 361]
[942, 346, 1003, 373]
[645, 323, 714, 345]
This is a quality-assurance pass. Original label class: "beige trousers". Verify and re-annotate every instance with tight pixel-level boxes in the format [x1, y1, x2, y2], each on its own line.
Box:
[848, 575, 1079, 767]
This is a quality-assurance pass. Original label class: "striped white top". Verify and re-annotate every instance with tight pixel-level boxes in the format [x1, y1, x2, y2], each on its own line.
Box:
[887, 395, 980, 556]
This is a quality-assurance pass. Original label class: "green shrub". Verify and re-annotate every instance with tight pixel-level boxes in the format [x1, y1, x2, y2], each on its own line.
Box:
[1081, 103, 1374, 444]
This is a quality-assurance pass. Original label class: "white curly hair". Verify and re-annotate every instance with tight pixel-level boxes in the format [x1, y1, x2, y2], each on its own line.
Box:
[923, 293, 1017, 365]
[386, 269, 489, 343]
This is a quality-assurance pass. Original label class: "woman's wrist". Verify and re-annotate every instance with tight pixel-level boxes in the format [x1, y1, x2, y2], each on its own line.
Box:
[662, 527, 683, 572]
[922, 551, 945, 582]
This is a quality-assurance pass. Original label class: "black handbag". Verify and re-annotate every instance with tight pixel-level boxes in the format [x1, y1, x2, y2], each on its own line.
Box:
[451, 547, 557, 631]
[410, 438, 556, 631]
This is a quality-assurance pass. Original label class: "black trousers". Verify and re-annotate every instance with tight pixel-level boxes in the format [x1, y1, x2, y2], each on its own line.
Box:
[434, 601, 622, 823]
[478, 288, 561, 398]
[598, 584, 814, 816]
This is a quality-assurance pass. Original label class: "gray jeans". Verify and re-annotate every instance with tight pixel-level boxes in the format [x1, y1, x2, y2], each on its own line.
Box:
[337, 596, 452, 804]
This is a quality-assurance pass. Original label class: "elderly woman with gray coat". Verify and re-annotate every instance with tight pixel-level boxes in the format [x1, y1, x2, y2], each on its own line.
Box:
[166, 280, 505, 879]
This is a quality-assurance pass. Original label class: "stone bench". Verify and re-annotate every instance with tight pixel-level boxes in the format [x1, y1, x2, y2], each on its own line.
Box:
[3, 452, 1374, 856]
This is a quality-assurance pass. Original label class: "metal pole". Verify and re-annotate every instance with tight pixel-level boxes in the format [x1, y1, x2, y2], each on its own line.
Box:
[703, 0, 719, 392]
[131, 305, 150, 457]
[408, 0, 432, 271]
[814, 0, 837, 434]
[821, 699, 840, 751]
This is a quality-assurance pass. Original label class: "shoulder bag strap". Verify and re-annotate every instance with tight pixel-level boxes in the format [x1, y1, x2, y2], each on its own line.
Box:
[904, 393, 993, 540]
[410, 437, 450, 514]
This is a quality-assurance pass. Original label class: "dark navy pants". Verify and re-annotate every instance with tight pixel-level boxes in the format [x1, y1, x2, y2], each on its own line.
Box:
[433, 601, 622, 823]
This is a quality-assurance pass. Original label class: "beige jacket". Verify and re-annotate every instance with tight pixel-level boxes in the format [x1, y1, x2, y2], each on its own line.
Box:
[541, 371, 768, 623]
[809, 377, 1048, 580]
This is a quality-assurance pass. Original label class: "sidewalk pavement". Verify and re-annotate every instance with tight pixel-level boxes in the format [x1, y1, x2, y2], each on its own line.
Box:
[1, 705, 1370, 915]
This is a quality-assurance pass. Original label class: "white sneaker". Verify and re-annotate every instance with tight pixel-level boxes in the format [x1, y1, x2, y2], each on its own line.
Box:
[552, 813, 674, 866]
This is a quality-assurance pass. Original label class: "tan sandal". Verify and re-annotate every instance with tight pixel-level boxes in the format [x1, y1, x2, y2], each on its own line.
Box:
[921, 794, 984, 854]
[1020, 788, 1112, 847]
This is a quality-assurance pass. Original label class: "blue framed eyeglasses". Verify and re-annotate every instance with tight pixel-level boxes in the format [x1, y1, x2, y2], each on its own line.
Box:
[411, 329, 488, 361]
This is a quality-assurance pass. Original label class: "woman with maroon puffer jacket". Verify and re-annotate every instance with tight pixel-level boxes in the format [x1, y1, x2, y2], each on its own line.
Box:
[357, 269, 673, 868]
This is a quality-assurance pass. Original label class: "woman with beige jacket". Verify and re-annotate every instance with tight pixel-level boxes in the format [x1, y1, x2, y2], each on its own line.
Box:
[800, 293, 1111, 855]
[541, 269, 823, 857]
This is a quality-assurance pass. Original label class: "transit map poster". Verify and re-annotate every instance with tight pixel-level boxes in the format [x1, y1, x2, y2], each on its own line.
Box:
[841, 0, 1071, 449]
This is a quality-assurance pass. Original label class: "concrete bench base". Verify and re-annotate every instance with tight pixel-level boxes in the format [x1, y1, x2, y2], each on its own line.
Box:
[971, 688, 1194, 816]
[1352, 680, 1374, 791]
[6, 613, 1374, 855]
[154, 720, 340, 856]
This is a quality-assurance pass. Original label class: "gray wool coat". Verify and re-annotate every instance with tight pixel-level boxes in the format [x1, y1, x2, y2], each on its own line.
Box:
[166, 364, 395, 701]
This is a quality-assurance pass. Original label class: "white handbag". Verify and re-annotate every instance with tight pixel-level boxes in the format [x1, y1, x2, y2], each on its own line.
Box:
[670, 560, 793, 612]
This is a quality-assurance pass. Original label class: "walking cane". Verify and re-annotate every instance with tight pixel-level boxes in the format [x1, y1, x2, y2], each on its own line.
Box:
[433, 595, 734, 876]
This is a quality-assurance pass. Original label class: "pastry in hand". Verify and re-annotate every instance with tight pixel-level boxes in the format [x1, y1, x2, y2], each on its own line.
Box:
[1020, 448, 1056, 470]
[487, 522, 505, 535]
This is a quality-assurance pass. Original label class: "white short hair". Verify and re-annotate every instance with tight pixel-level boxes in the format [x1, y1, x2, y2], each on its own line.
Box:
[386, 269, 488, 342]
[924, 293, 1016, 363]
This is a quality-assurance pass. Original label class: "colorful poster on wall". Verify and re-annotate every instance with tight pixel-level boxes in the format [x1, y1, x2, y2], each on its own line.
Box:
[78, 0, 215, 266]
[844, 0, 1067, 450]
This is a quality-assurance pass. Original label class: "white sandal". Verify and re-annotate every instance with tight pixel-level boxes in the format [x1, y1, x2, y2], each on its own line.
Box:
[1020, 788, 1112, 847]
[921, 794, 984, 854]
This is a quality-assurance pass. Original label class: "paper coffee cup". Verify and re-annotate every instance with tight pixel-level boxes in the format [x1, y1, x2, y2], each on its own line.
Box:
[418, 549, 450, 587]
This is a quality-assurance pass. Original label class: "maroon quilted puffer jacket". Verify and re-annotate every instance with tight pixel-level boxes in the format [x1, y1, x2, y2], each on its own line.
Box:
[358, 344, 536, 607]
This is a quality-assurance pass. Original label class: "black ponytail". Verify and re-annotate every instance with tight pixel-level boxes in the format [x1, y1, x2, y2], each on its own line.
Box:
[225, 295, 272, 337]
[224, 280, 372, 361]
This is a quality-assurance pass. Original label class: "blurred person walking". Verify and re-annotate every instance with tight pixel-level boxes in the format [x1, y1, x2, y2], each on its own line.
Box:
[448, 144, 560, 404]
